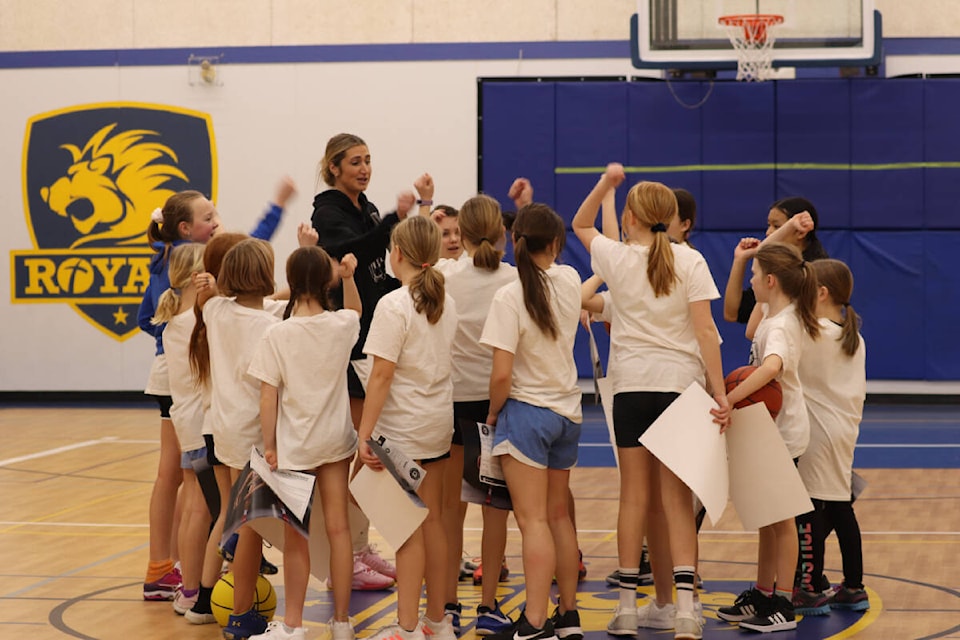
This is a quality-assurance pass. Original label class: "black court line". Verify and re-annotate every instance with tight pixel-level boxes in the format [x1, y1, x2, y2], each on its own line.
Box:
[48, 581, 141, 640]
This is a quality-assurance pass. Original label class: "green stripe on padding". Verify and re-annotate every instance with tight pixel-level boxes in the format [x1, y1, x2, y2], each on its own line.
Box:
[555, 162, 960, 174]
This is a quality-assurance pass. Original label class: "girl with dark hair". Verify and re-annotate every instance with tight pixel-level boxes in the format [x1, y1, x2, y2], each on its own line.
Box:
[723, 197, 828, 325]
[480, 203, 584, 640]
[247, 247, 362, 640]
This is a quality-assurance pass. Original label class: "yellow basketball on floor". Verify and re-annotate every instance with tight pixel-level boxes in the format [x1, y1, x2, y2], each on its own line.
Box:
[210, 572, 277, 627]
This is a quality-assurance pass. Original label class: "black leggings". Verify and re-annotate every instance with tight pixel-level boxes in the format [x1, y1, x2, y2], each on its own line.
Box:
[796, 498, 865, 590]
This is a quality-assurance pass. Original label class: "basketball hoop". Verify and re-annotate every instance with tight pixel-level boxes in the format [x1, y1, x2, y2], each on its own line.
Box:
[718, 14, 784, 82]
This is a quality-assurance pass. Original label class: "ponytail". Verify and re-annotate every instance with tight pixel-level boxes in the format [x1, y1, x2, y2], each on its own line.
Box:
[811, 259, 860, 356]
[512, 204, 566, 340]
[459, 194, 505, 272]
[151, 289, 181, 326]
[189, 310, 211, 386]
[283, 246, 337, 320]
[392, 216, 445, 324]
[625, 181, 679, 297]
[756, 242, 820, 340]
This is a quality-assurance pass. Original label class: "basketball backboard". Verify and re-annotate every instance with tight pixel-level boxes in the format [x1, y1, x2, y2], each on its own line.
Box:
[631, 0, 882, 71]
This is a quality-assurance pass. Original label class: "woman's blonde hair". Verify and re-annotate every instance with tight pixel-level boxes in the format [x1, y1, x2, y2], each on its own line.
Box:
[151, 243, 204, 325]
[458, 194, 505, 271]
[812, 259, 861, 356]
[319, 133, 367, 188]
[625, 181, 679, 297]
[392, 216, 445, 324]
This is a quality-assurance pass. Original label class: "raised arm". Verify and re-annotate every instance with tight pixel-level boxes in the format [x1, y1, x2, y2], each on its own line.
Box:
[722, 237, 760, 322]
[338, 253, 361, 315]
[600, 185, 619, 240]
[572, 163, 625, 251]
[414, 173, 435, 216]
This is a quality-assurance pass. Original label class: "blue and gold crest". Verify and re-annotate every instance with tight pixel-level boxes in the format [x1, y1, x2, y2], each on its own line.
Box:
[11, 102, 217, 340]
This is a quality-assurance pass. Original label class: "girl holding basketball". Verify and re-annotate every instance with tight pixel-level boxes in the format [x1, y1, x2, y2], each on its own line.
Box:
[480, 203, 585, 640]
[573, 165, 728, 640]
[357, 216, 458, 640]
[796, 259, 870, 612]
[247, 247, 362, 640]
[719, 242, 820, 633]
[190, 238, 285, 640]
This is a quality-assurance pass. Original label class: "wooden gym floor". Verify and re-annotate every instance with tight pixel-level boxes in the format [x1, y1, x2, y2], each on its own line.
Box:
[0, 403, 957, 640]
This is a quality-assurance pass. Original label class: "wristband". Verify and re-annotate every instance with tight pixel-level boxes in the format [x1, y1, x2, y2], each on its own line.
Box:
[417, 199, 433, 206]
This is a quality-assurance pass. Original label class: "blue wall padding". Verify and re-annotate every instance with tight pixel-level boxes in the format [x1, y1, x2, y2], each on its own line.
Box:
[480, 78, 960, 381]
[851, 232, 925, 378]
[923, 233, 960, 379]
[851, 81, 925, 229]
[700, 82, 776, 230]
[480, 82, 556, 211]
[923, 80, 960, 228]
[776, 80, 852, 228]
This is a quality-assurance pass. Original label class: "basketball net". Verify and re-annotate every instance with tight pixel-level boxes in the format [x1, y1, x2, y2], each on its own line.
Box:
[719, 14, 784, 82]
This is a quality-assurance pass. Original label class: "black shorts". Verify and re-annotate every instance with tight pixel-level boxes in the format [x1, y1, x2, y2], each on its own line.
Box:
[612, 391, 680, 448]
[453, 400, 489, 447]
[203, 433, 223, 467]
[421, 451, 452, 465]
[151, 394, 173, 419]
[347, 361, 366, 399]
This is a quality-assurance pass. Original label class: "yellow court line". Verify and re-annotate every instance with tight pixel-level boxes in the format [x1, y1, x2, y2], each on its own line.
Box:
[0, 485, 147, 534]
[822, 586, 883, 640]
[354, 591, 399, 636]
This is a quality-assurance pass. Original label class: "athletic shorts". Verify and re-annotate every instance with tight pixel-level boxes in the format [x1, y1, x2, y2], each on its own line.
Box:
[203, 433, 223, 467]
[421, 450, 452, 465]
[491, 398, 581, 470]
[453, 400, 489, 447]
[149, 394, 173, 419]
[612, 391, 680, 448]
[181, 447, 208, 470]
[347, 358, 371, 399]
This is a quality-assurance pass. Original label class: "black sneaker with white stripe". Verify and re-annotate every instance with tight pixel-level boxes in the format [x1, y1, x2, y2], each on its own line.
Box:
[717, 588, 765, 622]
[739, 594, 797, 633]
[549, 608, 583, 640]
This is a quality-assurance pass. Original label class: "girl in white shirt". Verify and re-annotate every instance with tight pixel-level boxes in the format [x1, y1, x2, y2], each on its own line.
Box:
[191, 238, 285, 639]
[151, 243, 210, 616]
[357, 216, 458, 640]
[480, 203, 583, 640]
[247, 247, 362, 640]
[796, 259, 869, 611]
[722, 242, 820, 633]
[435, 194, 518, 634]
[573, 166, 728, 640]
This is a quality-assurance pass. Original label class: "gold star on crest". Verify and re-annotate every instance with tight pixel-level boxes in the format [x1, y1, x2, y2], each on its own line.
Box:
[113, 306, 129, 325]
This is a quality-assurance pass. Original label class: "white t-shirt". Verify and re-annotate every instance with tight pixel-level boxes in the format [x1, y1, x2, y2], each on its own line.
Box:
[248, 310, 361, 471]
[797, 319, 866, 500]
[480, 263, 583, 423]
[437, 254, 518, 401]
[590, 235, 720, 394]
[363, 287, 458, 460]
[749, 302, 809, 458]
[162, 309, 205, 453]
[204, 297, 285, 469]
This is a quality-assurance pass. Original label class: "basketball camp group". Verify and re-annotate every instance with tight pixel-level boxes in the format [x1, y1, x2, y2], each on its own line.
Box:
[136, 132, 869, 640]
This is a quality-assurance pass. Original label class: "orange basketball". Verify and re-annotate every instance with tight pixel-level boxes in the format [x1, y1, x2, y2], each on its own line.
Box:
[724, 365, 783, 419]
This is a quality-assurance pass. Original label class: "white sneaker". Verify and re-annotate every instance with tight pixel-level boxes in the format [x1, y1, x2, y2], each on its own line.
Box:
[330, 618, 356, 640]
[420, 615, 456, 640]
[673, 613, 702, 640]
[249, 620, 305, 640]
[606, 606, 638, 636]
[637, 600, 676, 630]
[367, 624, 426, 640]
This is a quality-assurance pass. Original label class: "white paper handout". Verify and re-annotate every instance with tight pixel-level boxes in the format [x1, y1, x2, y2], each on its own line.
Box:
[726, 403, 815, 530]
[639, 382, 729, 526]
[350, 464, 428, 551]
[477, 422, 506, 486]
[249, 446, 316, 522]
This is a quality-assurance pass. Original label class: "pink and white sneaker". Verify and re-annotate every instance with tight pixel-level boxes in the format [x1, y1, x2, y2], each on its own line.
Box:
[328, 558, 395, 591]
[356, 545, 397, 580]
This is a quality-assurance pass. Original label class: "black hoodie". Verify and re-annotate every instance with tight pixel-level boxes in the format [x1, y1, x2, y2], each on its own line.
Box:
[311, 189, 400, 360]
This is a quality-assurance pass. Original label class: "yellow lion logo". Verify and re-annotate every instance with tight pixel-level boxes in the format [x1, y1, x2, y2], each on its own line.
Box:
[40, 124, 188, 248]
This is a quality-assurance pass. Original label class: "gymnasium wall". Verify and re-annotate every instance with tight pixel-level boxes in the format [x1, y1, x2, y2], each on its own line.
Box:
[1, 2, 960, 392]
[479, 78, 960, 381]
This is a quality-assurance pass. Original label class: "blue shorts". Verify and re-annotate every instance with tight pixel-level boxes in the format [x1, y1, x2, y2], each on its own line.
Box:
[492, 399, 581, 470]
[181, 447, 208, 470]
